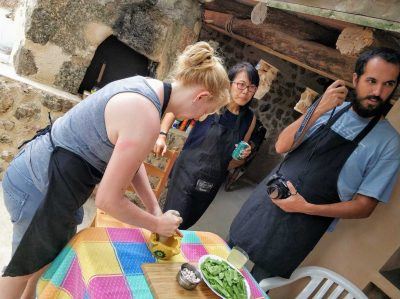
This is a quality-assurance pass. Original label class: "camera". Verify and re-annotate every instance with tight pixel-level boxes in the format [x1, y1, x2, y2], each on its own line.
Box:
[266, 174, 291, 199]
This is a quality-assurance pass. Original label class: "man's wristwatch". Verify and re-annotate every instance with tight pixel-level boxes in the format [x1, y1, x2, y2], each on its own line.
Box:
[159, 131, 168, 137]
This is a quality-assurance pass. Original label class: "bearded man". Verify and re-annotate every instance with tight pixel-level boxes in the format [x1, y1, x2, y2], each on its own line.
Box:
[229, 47, 400, 281]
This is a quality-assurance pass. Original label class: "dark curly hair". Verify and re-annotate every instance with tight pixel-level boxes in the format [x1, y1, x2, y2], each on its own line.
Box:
[355, 47, 400, 82]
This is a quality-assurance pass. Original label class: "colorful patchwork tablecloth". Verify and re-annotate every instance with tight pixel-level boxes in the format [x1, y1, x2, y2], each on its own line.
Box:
[37, 227, 268, 298]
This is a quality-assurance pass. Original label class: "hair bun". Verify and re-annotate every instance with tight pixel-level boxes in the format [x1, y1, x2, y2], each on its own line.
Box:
[182, 41, 216, 69]
[172, 41, 230, 111]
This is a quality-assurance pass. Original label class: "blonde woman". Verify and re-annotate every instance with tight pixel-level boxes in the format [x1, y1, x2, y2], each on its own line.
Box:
[0, 41, 230, 299]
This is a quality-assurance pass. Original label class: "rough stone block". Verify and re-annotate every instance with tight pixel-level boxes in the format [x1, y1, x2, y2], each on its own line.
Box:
[114, 5, 166, 61]
[41, 94, 74, 112]
[14, 103, 41, 120]
[0, 95, 14, 114]
[54, 61, 87, 94]
[0, 134, 12, 144]
[0, 120, 15, 131]
[1, 150, 14, 162]
[13, 48, 38, 76]
[26, 7, 58, 45]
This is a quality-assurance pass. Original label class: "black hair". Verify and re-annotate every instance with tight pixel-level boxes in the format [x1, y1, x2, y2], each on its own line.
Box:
[355, 47, 400, 82]
[228, 62, 260, 87]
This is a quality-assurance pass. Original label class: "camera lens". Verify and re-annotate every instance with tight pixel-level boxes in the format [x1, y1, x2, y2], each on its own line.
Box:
[267, 185, 280, 199]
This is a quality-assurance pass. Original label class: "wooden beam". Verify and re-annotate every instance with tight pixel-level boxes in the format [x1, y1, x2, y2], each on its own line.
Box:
[336, 26, 399, 57]
[258, 0, 400, 33]
[205, 0, 253, 19]
[206, 23, 353, 86]
[204, 7, 338, 46]
[204, 10, 355, 85]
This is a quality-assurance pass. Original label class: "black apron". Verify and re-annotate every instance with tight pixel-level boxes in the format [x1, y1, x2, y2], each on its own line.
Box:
[229, 105, 380, 279]
[3, 83, 172, 277]
[3, 130, 103, 277]
[163, 110, 250, 229]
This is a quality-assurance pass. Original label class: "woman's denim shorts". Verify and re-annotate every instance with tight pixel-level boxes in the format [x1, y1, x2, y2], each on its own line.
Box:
[2, 149, 45, 256]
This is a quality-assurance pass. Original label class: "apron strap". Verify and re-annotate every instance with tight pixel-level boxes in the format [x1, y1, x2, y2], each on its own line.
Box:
[17, 112, 54, 149]
[214, 106, 250, 131]
[209, 111, 222, 126]
[325, 104, 352, 128]
[161, 82, 172, 115]
[353, 114, 381, 143]
[234, 107, 250, 131]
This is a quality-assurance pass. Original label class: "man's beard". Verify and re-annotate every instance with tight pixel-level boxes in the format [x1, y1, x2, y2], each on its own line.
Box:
[350, 90, 391, 118]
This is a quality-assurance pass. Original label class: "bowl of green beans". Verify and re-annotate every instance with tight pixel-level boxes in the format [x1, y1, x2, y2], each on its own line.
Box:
[198, 255, 250, 299]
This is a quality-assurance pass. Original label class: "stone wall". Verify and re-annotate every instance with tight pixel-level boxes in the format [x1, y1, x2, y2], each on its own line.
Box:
[0, 0, 20, 11]
[0, 74, 79, 177]
[12, 0, 201, 93]
[200, 27, 331, 182]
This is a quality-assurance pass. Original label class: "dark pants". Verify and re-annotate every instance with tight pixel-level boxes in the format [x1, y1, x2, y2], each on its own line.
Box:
[164, 193, 214, 229]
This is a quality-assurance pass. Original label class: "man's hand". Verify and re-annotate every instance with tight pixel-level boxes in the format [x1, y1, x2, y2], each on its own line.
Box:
[271, 181, 310, 213]
[153, 135, 167, 157]
[155, 210, 183, 237]
[317, 80, 348, 115]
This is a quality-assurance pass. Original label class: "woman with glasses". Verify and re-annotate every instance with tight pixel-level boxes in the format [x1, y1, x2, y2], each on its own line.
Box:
[154, 62, 260, 229]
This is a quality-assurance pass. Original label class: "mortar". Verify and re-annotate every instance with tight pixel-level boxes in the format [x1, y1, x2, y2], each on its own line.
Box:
[149, 232, 182, 260]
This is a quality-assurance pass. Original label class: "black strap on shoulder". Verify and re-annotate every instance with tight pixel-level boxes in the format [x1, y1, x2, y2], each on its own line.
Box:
[17, 112, 53, 149]
[325, 103, 352, 128]
[162, 82, 172, 115]
[234, 105, 251, 131]
[353, 114, 381, 144]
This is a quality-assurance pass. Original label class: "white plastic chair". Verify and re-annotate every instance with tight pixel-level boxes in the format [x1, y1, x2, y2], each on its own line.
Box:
[259, 266, 368, 299]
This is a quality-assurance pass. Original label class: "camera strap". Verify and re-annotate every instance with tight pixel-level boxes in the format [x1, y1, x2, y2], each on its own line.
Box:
[275, 96, 335, 175]
[292, 96, 324, 150]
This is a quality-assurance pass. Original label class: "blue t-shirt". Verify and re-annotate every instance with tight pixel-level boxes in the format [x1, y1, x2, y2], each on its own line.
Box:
[301, 102, 400, 230]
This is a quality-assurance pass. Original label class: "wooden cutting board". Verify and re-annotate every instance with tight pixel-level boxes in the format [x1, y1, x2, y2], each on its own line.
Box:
[141, 263, 219, 299]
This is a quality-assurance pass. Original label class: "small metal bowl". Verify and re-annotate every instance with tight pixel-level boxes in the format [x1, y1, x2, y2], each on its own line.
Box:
[176, 263, 202, 290]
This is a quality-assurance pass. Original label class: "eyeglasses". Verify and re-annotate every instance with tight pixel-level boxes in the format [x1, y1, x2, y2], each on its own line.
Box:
[231, 81, 257, 93]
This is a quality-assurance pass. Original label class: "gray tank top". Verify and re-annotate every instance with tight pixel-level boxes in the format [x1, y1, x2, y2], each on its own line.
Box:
[25, 76, 162, 194]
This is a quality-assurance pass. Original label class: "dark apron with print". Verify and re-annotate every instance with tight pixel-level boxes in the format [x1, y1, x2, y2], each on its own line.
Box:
[163, 111, 247, 229]
[229, 105, 380, 279]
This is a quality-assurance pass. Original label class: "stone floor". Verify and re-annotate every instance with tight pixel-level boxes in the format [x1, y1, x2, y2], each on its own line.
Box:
[0, 179, 256, 271]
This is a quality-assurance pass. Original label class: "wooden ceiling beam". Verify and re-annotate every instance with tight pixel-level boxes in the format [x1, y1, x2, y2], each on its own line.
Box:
[205, 0, 253, 19]
[204, 10, 355, 85]
[258, 0, 400, 33]
[336, 26, 400, 57]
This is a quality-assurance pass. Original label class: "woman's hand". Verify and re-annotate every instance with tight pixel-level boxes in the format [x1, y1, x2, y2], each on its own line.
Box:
[316, 80, 348, 114]
[240, 144, 252, 159]
[271, 181, 310, 214]
[227, 143, 252, 170]
[155, 210, 183, 237]
[153, 135, 167, 157]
